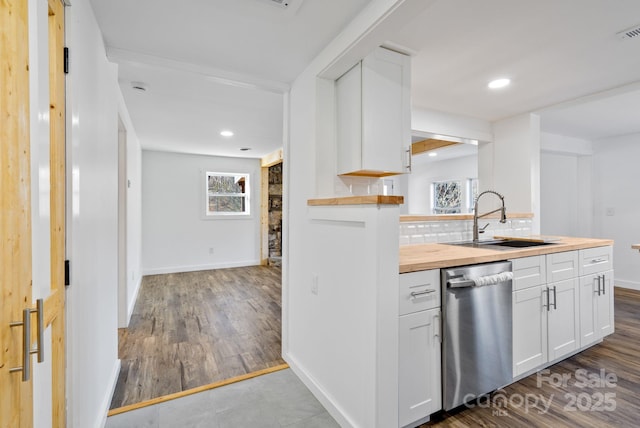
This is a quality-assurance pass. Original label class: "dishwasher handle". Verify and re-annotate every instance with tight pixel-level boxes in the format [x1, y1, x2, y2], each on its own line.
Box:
[447, 271, 513, 288]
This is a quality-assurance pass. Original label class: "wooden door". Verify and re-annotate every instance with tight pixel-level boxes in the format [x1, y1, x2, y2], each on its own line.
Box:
[1, 1, 34, 425]
[0, 0, 66, 427]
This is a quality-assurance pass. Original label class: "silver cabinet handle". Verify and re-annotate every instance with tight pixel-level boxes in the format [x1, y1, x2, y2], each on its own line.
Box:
[596, 275, 601, 296]
[434, 312, 441, 343]
[410, 288, 436, 299]
[601, 274, 606, 295]
[552, 286, 557, 310]
[591, 258, 607, 264]
[9, 308, 32, 382]
[405, 148, 412, 172]
[543, 287, 551, 311]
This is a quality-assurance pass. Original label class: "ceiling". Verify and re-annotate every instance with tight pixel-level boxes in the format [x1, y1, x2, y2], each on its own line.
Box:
[90, 0, 640, 158]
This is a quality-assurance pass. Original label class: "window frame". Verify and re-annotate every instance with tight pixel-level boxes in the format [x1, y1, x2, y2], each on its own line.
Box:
[204, 171, 251, 218]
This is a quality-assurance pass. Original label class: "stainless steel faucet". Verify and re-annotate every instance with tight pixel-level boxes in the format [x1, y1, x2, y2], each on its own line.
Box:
[473, 190, 507, 242]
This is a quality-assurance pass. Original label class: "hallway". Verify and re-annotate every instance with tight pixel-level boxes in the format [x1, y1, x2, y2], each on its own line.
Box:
[110, 265, 284, 409]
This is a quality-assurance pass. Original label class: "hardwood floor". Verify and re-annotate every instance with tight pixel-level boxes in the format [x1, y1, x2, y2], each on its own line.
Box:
[424, 287, 640, 427]
[109, 266, 284, 409]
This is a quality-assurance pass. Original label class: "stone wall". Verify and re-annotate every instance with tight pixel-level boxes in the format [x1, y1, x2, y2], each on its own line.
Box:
[268, 163, 283, 266]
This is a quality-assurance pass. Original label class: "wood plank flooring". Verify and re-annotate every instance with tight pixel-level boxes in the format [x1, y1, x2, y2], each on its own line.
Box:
[110, 266, 284, 409]
[424, 287, 640, 427]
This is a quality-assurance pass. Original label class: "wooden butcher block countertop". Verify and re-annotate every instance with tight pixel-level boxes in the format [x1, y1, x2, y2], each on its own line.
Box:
[400, 236, 613, 274]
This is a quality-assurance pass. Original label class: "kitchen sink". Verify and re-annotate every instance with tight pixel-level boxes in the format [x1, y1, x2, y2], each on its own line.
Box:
[490, 240, 555, 248]
[446, 239, 556, 250]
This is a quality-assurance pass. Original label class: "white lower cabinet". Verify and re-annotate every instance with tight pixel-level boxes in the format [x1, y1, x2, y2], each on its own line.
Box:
[580, 269, 614, 347]
[513, 247, 614, 378]
[512, 255, 580, 377]
[513, 284, 548, 376]
[398, 269, 441, 428]
[547, 278, 580, 360]
[398, 308, 441, 428]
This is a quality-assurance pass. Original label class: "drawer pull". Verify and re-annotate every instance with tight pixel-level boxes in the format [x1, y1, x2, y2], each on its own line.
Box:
[591, 258, 607, 264]
[410, 289, 436, 299]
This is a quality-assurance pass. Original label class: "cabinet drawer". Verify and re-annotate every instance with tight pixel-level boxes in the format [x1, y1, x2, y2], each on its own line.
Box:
[399, 270, 440, 315]
[546, 251, 579, 283]
[511, 255, 546, 291]
[579, 246, 613, 276]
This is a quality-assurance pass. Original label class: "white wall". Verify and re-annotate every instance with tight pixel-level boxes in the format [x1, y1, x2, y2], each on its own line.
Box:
[592, 133, 640, 290]
[540, 152, 579, 236]
[539, 132, 593, 238]
[117, 91, 143, 327]
[486, 113, 541, 232]
[406, 155, 477, 214]
[66, 0, 121, 427]
[285, 1, 433, 427]
[141, 150, 261, 274]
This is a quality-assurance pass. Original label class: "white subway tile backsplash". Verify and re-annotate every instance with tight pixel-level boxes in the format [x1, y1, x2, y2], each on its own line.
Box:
[399, 217, 533, 246]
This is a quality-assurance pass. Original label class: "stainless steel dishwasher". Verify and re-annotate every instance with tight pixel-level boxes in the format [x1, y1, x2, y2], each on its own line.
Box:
[441, 261, 513, 411]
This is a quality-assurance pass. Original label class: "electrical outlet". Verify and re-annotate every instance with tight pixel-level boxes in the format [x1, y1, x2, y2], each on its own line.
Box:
[311, 274, 319, 295]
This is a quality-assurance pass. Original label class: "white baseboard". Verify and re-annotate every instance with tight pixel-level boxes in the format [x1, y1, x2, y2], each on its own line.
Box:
[125, 276, 142, 327]
[283, 352, 356, 428]
[615, 280, 640, 291]
[96, 359, 121, 428]
[142, 260, 261, 276]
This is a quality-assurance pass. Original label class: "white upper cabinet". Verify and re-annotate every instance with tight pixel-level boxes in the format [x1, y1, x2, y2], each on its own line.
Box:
[336, 47, 411, 177]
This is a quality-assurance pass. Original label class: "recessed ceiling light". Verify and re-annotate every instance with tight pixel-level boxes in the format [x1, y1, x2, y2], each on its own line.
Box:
[220, 130, 234, 137]
[488, 78, 511, 89]
[428, 152, 438, 157]
[240, 148, 251, 151]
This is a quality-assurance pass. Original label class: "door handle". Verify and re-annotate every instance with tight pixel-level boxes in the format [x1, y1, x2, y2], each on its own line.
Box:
[35, 298, 44, 363]
[8, 299, 45, 382]
[600, 274, 606, 295]
[9, 308, 32, 382]
[552, 286, 557, 310]
[591, 258, 607, 264]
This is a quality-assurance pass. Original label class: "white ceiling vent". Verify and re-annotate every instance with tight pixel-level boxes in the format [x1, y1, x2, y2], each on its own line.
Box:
[617, 23, 640, 40]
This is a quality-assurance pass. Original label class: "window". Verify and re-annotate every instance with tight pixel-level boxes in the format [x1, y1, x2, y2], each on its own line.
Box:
[205, 172, 250, 216]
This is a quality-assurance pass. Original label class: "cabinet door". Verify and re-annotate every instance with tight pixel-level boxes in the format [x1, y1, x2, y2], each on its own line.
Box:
[579, 274, 599, 347]
[336, 62, 363, 175]
[579, 246, 613, 276]
[361, 47, 410, 174]
[511, 255, 546, 291]
[547, 279, 580, 360]
[399, 308, 441, 427]
[547, 251, 579, 283]
[399, 269, 440, 316]
[513, 285, 548, 377]
[597, 270, 614, 338]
